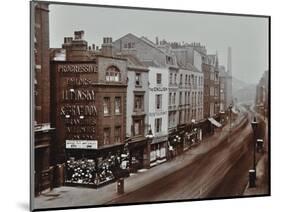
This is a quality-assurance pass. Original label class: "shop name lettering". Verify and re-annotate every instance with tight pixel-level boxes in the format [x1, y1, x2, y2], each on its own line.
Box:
[149, 87, 168, 92]
[61, 105, 97, 117]
[58, 64, 97, 73]
[66, 78, 95, 86]
[62, 89, 95, 101]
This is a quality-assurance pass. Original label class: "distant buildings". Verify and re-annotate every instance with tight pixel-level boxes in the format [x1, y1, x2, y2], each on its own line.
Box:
[226, 47, 233, 108]
[255, 70, 269, 117]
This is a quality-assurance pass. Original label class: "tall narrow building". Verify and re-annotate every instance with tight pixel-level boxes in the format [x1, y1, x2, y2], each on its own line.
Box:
[226, 47, 233, 107]
[33, 2, 55, 196]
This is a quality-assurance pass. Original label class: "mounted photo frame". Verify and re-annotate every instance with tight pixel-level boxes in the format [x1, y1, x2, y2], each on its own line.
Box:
[30, 0, 270, 211]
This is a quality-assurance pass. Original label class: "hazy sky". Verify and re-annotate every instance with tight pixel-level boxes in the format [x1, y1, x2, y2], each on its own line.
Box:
[49, 4, 269, 84]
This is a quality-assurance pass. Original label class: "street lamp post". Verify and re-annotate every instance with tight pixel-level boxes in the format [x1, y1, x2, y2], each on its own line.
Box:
[228, 104, 233, 132]
[249, 116, 258, 187]
[191, 119, 196, 144]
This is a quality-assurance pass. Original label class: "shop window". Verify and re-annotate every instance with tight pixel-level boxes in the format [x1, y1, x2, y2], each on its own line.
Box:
[135, 72, 142, 86]
[106, 66, 121, 82]
[103, 97, 110, 115]
[115, 97, 121, 114]
[156, 94, 162, 110]
[155, 118, 162, 134]
[134, 95, 144, 112]
[115, 126, 121, 143]
[156, 73, 162, 84]
[103, 128, 110, 145]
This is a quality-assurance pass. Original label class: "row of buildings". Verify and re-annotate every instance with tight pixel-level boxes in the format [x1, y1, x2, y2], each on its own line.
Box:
[255, 70, 269, 117]
[33, 3, 233, 196]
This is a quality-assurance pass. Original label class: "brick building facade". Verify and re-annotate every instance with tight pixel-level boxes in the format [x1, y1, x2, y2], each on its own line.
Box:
[50, 32, 128, 186]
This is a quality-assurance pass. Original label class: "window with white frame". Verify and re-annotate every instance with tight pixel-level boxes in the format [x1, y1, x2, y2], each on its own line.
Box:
[156, 94, 162, 110]
[106, 66, 121, 82]
[155, 118, 162, 133]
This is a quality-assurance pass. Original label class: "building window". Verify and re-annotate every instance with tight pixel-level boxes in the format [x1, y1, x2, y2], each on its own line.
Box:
[185, 74, 188, 85]
[135, 73, 142, 86]
[188, 91, 190, 105]
[134, 95, 144, 111]
[180, 74, 183, 85]
[215, 88, 218, 97]
[173, 92, 176, 105]
[179, 92, 182, 105]
[106, 66, 121, 82]
[179, 111, 182, 124]
[133, 119, 143, 136]
[188, 75, 191, 85]
[156, 94, 162, 110]
[103, 128, 110, 145]
[156, 73, 162, 84]
[174, 73, 177, 84]
[115, 97, 121, 114]
[155, 118, 162, 134]
[169, 73, 173, 84]
[185, 91, 187, 105]
[169, 92, 172, 106]
[103, 97, 110, 115]
[124, 42, 135, 49]
[210, 87, 214, 96]
[115, 126, 121, 143]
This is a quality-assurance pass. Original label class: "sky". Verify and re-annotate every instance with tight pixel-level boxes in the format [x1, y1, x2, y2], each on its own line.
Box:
[49, 3, 269, 85]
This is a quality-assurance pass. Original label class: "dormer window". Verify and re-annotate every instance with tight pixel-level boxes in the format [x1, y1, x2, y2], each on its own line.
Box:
[106, 66, 121, 82]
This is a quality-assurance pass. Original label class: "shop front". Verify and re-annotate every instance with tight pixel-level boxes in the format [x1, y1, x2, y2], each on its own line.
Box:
[65, 141, 129, 188]
[127, 138, 147, 172]
[182, 123, 203, 150]
[150, 135, 168, 167]
[168, 127, 184, 158]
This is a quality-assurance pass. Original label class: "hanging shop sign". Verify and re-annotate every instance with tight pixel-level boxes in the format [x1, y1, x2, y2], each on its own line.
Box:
[66, 140, 98, 149]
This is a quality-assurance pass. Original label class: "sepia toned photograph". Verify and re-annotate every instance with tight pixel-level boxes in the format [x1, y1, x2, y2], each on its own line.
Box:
[30, 1, 270, 211]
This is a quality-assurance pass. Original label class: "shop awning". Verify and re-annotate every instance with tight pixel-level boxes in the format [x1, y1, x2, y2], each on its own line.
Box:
[208, 117, 222, 128]
[232, 108, 239, 114]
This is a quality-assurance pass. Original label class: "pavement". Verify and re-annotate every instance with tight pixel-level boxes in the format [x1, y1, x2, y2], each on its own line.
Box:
[34, 113, 247, 210]
[243, 116, 269, 196]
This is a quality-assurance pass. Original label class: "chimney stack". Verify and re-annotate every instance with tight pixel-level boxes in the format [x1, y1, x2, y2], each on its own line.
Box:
[74, 30, 85, 40]
[101, 37, 113, 57]
[156, 36, 159, 45]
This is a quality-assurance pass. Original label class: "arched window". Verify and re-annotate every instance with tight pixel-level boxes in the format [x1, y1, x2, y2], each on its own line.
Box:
[106, 66, 121, 82]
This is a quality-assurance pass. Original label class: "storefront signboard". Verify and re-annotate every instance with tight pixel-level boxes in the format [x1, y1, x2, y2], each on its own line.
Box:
[66, 140, 98, 149]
